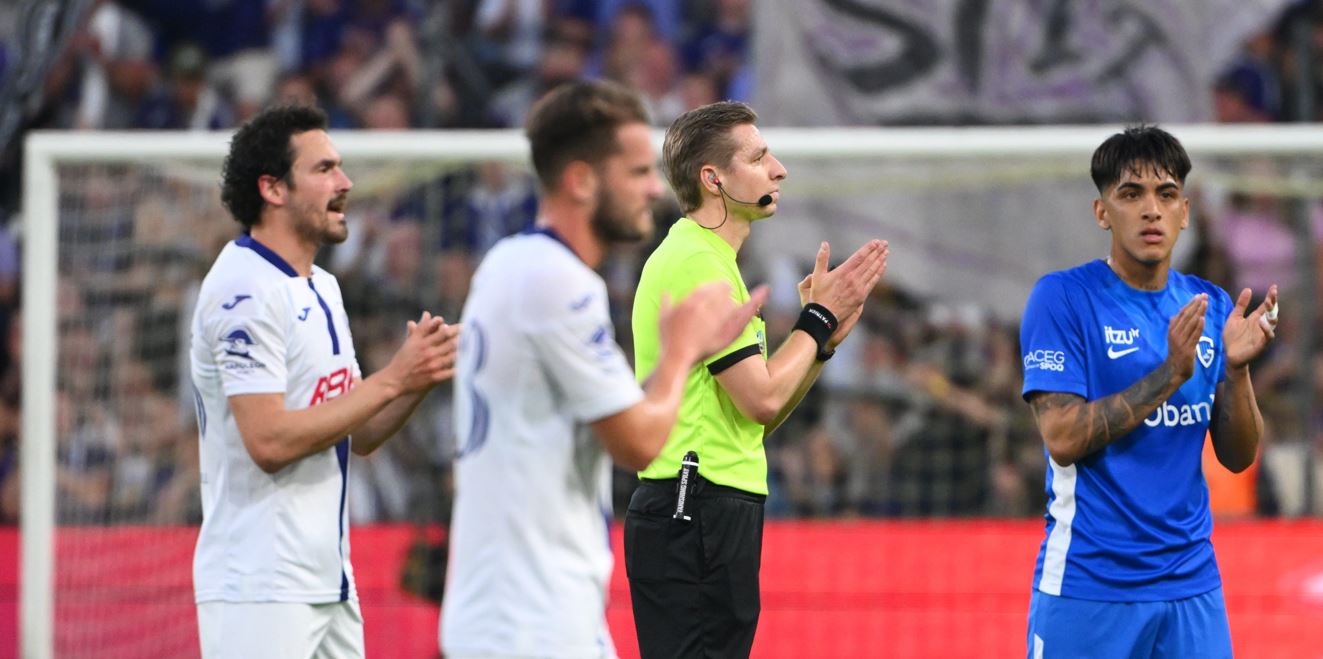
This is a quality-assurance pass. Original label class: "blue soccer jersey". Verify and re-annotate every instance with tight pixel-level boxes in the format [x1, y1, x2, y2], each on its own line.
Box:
[1020, 259, 1232, 601]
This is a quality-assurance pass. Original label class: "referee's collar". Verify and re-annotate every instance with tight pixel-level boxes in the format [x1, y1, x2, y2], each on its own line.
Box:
[236, 233, 300, 277]
[676, 217, 737, 260]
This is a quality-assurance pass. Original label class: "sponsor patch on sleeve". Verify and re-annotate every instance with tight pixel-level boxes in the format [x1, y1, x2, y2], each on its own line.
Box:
[220, 326, 266, 370]
[1023, 349, 1066, 372]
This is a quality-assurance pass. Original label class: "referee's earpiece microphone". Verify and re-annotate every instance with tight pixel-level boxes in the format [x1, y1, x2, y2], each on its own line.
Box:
[711, 175, 773, 207]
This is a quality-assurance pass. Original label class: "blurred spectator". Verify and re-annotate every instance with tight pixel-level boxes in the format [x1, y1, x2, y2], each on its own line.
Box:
[1214, 72, 1276, 123]
[360, 92, 411, 129]
[598, 3, 659, 84]
[195, 0, 278, 121]
[626, 40, 685, 125]
[0, 220, 19, 348]
[829, 397, 896, 516]
[1182, 191, 1238, 291]
[73, 1, 158, 130]
[682, 0, 751, 98]
[134, 43, 234, 130]
[273, 71, 321, 107]
[1217, 189, 1307, 295]
[431, 250, 474, 321]
[56, 390, 118, 524]
[1214, 31, 1282, 122]
[341, 20, 421, 120]
[583, 0, 681, 43]
[678, 72, 721, 112]
[0, 397, 18, 524]
[300, 0, 351, 72]
[489, 34, 588, 127]
[474, 0, 546, 82]
[462, 162, 537, 253]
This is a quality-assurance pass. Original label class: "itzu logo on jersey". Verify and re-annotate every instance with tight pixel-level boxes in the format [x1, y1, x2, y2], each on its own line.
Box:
[1104, 325, 1141, 359]
[1023, 349, 1066, 372]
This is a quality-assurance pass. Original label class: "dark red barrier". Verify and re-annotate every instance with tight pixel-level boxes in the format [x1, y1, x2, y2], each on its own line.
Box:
[2, 520, 1322, 658]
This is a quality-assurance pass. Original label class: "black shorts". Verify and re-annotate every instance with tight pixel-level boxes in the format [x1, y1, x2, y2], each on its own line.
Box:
[623, 477, 766, 659]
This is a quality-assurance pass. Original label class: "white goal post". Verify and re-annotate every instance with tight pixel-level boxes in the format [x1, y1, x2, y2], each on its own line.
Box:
[20, 124, 1323, 658]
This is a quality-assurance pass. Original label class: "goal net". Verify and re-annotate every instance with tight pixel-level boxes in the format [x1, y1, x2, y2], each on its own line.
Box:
[20, 125, 1323, 658]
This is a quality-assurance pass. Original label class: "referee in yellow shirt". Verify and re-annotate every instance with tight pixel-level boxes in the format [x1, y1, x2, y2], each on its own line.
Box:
[624, 101, 889, 658]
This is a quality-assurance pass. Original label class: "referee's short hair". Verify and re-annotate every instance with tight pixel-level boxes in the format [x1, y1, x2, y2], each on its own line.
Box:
[525, 80, 650, 191]
[663, 101, 758, 213]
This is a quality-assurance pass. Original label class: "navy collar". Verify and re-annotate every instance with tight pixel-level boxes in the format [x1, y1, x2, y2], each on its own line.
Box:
[236, 234, 301, 277]
[524, 225, 574, 253]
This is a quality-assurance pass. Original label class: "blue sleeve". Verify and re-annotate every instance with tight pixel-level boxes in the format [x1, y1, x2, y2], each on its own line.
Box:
[1020, 275, 1089, 400]
[1214, 286, 1235, 385]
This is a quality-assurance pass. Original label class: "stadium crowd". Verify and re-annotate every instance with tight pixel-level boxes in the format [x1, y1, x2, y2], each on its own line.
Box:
[0, 0, 1320, 528]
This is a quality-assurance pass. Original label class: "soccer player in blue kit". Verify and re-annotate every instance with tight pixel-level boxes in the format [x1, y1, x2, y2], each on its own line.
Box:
[1020, 125, 1279, 658]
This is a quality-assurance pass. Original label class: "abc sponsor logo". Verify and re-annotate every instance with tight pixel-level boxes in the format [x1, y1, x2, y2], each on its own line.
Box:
[309, 366, 354, 406]
[1023, 349, 1066, 372]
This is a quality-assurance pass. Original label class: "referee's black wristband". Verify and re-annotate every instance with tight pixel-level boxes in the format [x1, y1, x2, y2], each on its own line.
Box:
[793, 303, 838, 352]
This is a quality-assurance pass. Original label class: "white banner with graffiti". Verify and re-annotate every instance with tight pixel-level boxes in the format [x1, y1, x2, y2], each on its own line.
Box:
[755, 0, 1293, 125]
[748, 0, 1292, 320]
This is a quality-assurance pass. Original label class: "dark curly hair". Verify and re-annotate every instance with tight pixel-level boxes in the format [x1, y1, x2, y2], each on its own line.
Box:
[220, 105, 328, 229]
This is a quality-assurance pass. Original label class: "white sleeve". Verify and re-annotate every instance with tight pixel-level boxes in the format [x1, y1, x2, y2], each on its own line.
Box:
[204, 286, 290, 397]
[523, 272, 644, 423]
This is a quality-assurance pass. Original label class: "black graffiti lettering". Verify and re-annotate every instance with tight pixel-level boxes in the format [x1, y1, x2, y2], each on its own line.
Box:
[818, 0, 941, 93]
[953, 0, 989, 93]
[1096, 5, 1177, 84]
[802, 0, 1192, 122]
[1029, 0, 1083, 74]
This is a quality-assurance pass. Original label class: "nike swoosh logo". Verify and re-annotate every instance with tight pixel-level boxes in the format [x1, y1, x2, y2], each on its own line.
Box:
[1107, 346, 1139, 359]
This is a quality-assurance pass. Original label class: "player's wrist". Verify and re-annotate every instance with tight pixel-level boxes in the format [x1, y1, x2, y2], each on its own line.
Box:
[793, 303, 838, 353]
[368, 368, 406, 399]
[1224, 362, 1250, 380]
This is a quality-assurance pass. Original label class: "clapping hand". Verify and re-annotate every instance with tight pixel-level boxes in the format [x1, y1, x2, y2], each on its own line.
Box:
[1224, 285, 1279, 371]
[660, 282, 771, 364]
[799, 240, 888, 348]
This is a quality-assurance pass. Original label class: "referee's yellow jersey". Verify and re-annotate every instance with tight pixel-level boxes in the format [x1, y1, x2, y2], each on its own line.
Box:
[632, 218, 769, 494]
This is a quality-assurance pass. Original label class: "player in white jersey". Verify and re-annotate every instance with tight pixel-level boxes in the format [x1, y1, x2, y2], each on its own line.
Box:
[190, 105, 459, 659]
[441, 81, 768, 658]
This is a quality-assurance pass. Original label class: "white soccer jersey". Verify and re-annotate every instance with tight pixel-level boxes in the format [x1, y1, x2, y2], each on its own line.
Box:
[190, 235, 361, 604]
[441, 229, 644, 659]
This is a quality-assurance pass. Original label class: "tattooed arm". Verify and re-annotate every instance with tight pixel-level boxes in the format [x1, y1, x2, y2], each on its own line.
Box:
[1028, 363, 1183, 466]
[1027, 294, 1209, 467]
